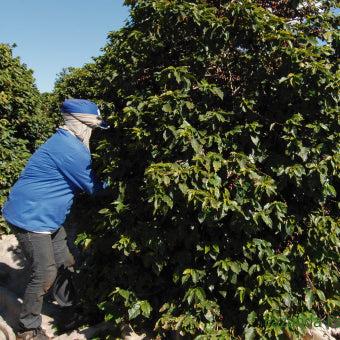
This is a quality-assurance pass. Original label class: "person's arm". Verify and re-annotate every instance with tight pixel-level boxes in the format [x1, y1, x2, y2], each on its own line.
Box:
[56, 151, 105, 195]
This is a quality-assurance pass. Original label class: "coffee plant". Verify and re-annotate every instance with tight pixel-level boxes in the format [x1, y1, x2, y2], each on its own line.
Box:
[19, 0, 340, 338]
[0, 44, 55, 233]
[0, 120, 31, 233]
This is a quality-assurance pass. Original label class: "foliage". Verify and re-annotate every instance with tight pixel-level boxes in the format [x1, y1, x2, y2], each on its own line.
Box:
[0, 119, 31, 233]
[0, 44, 55, 233]
[0, 44, 55, 150]
[54, 0, 339, 338]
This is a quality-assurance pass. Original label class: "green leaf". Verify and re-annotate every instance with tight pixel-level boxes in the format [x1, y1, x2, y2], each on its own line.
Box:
[185, 101, 195, 110]
[211, 86, 224, 100]
[140, 300, 152, 317]
[297, 146, 309, 161]
[230, 261, 241, 274]
[98, 208, 110, 215]
[178, 182, 188, 194]
[323, 183, 336, 197]
[247, 311, 257, 325]
[316, 289, 326, 301]
[261, 213, 272, 228]
[244, 327, 256, 340]
[191, 137, 202, 154]
[305, 290, 314, 310]
[194, 287, 206, 302]
[162, 194, 173, 208]
[213, 160, 221, 172]
[162, 103, 172, 113]
[116, 288, 130, 301]
[250, 135, 259, 146]
[237, 287, 246, 303]
[128, 303, 141, 320]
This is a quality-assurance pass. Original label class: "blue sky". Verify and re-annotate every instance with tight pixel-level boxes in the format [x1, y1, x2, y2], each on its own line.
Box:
[0, 0, 129, 93]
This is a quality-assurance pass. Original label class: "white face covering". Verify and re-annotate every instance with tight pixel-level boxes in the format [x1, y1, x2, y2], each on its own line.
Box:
[60, 113, 103, 150]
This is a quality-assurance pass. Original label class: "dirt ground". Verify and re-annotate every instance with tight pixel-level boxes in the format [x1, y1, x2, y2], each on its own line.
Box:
[0, 234, 146, 340]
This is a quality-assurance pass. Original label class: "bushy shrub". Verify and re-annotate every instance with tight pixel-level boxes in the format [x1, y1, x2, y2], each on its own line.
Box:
[0, 44, 55, 233]
[0, 119, 31, 233]
[0, 44, 54, 150]
[53, 1, 339, 338]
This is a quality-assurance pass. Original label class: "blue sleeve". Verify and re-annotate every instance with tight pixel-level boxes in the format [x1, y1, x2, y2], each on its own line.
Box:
[56, 151, 104, 195]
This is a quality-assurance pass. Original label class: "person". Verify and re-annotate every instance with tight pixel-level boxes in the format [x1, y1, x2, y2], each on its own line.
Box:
[2, 99, 110, 340]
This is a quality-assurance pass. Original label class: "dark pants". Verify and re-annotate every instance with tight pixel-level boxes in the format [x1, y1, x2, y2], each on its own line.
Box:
[10, 225, 75, 331]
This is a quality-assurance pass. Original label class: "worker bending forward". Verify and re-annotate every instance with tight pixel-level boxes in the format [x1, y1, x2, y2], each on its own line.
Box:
[2, 99, 109, 340]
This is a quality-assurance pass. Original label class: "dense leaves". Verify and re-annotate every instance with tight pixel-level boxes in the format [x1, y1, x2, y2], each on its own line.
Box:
[0, 119, 31, 233]
[47, 0, 340, 338]
[0, 44, 55, 149]
[0, 44, 55, 233]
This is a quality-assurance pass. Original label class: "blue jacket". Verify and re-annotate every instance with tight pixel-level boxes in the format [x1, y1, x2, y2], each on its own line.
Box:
[2, 129, 104, 233]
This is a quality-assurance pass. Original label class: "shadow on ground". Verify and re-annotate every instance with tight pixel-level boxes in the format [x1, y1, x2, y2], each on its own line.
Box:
[0, 234, 147, 340]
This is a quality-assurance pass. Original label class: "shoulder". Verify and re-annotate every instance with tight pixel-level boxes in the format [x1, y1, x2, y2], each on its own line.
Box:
[46, 129, 91, 164]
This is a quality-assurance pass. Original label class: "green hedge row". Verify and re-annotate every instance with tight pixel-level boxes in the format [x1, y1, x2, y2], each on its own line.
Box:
[0, 44, 55, 233]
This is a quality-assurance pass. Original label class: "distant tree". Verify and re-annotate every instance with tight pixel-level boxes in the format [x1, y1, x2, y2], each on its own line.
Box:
[0, 44, 54, 150]
[0, 44, 55, 233]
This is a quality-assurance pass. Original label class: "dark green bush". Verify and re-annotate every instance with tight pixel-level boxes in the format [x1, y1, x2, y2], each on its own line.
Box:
[54, 1, 339, 338]
[0, 44, 55, 150]
[0, 119, 31, 233]
[0, 44, 55, 233]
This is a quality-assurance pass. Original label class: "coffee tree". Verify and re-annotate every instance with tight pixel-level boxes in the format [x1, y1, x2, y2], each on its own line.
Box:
[0, 44, 55, 233]
[53, 0, 339, 338]
[0, 120, 31, 233]
[0, 44, 54, 150]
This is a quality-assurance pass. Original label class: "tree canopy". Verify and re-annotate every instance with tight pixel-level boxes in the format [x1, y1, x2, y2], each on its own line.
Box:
[0, 44, 55, 232]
